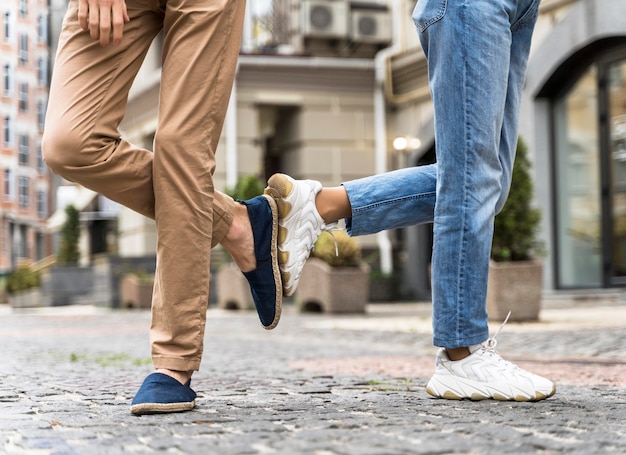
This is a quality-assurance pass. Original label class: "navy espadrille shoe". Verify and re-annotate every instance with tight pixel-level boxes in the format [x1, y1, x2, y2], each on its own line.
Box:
[131, 373, 197, 415]
[240, 194, 282, 330]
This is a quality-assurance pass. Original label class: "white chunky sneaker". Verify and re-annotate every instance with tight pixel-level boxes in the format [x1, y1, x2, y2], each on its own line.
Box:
[264, 173, 336, 296]
[426, 317, 556, 401]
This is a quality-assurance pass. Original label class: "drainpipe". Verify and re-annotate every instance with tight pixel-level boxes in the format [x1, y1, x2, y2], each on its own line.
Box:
[373, 0, 404, 275]
[225, 75, 238, 190]
[225, 0, 254, 190]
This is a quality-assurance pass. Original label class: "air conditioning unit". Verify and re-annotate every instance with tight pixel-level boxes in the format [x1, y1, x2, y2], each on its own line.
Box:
[301, 0, 349, 39]
[350, 9, 392, 44]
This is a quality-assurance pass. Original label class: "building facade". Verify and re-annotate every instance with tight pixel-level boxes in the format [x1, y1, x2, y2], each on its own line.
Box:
[0, 0, 51, 275]
[32, 0, 626, 297]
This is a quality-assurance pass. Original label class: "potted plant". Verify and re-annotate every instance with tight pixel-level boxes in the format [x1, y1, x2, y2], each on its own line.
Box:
[296, 230, 370, 313]
[217, 175, 265, 311]
[43, 204, 93, 306]
[7, 264, 42, 308]
[487, 137, 544, 322]
[119, 269, 154, 309]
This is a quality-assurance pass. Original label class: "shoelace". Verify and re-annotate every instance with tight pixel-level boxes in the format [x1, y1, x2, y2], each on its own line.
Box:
[483, 310, 511, 351]
[319, 223, 340, 256]
[478, 311, 521, 372]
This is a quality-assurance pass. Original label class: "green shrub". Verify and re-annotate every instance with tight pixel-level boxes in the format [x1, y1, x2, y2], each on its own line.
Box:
[225, 175, 265, 201]
[312, 231, 362, 267]
[6, 267, 40, 294]
[57, 204, 81, 265]
[492, 137, 543, 262]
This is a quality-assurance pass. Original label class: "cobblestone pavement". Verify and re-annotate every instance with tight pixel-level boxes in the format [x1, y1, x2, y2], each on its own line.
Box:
[1, 298, 625, 454]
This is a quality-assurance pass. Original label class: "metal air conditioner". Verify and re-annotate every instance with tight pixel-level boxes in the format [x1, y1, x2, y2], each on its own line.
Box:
[301, 0, 349, 39]
[350, 9, 392, 44]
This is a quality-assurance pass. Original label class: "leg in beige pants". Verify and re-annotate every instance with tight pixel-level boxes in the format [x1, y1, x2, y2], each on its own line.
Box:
[43, 0, 245, 372]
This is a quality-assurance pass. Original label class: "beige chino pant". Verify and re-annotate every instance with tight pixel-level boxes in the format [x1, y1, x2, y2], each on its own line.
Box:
[43, 0, 246, 371]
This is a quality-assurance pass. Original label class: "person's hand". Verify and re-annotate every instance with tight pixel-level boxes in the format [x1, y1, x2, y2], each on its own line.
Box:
[78, 0, 130, 47]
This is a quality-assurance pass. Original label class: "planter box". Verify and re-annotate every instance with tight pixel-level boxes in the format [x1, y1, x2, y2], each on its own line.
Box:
[296, 257, 370, 313]
[119, 274, 154, 309]
[9, 288, 43, 308]
[41, 266, 93, 306]
[216, 263, 254, 310]
[486, 259, 543, 322]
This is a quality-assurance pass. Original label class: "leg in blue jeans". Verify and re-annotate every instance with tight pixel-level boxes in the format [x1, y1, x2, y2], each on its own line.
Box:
[343, 0, 540, 348]
[266, 0, 553, 400]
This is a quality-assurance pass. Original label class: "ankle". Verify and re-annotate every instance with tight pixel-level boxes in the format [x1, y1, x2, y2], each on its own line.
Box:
[156, 368, 193, 385]
[445, 347, 471, 361]
[221, 204, 256, 273]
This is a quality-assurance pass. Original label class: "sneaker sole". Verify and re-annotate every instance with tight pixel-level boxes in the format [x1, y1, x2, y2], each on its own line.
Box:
[264, 174, 296, 296]
[425, 376, 556, 402]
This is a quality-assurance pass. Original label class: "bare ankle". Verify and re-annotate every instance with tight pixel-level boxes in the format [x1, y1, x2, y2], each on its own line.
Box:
[156, 368, 193, 385]
[445, 347, 471, 361]
[221, 203, 256, 272]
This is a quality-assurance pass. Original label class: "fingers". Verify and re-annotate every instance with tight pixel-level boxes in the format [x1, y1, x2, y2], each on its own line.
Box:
[97, 5, 111, 46]
[78, 0, 89, 31]
[78, 0, 129, 47]
[111, 2, 129, 46]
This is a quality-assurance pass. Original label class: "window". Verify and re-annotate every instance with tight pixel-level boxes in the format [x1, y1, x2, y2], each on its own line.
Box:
[3, 116, 12, 145]
[37, 191, 46, 218]
[38, 100, 46, 130]
[3, 168, 13, 200]
[19, 0, 27, 17]
[18, 176, 28, 208]
[3, 12, 10, 41]
[19, 83, 28, 112]
[38, 58, 48, 85]
[554, 65, 601, 287]
[3, 64, 11, 95]
[19, 135, 29, 165]
[38, 142, 45, 171]
[37, 15, 48, 44]
[19, 34, 28, 66]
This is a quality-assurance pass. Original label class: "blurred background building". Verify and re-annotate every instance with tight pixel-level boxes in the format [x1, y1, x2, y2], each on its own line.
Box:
[0, 0, 52, 272]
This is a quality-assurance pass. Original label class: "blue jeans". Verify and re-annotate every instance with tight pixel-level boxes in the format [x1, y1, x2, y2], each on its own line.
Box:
[343, 0, 540, 348]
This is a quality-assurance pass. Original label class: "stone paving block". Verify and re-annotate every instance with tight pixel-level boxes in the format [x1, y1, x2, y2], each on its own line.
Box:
[1, 303, 626, 454]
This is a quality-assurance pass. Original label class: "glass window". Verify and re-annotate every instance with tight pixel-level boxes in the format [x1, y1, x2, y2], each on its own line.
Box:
[38, 142, 45, 171]
[609, 60, 626, 277]
[4, 12, 11, 41]
[19, 0, 27, 17]
[3, 116, 12, 145]
[38, 100, 46, 130]
[3, 168, 13, 200]
[3, 64, 11, 94]
[19, 135, 29, 165]
[19, 83, 28, 112]
[38, 15, 48, 43]
[19, 176, 28, 208]
[37, 191, 46, 218]
[38, 57, 48, 85]
[554, 65, 601, 287]
[19, 34, 28, 65]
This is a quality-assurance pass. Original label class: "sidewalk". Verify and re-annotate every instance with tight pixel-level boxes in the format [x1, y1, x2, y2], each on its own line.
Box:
[1, 299, 625, 454]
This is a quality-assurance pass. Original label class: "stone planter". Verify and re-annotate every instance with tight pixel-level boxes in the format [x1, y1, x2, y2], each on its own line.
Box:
[296, 257, 370, 313]
[216, 263, 254, 311]
[41, 266, 93, 306]
[119, 273, 154, 309]
[486, 259, 543, 322]
[9, 288, 43, 308]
